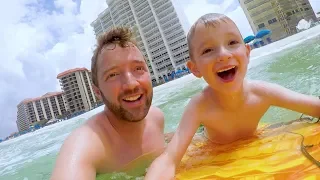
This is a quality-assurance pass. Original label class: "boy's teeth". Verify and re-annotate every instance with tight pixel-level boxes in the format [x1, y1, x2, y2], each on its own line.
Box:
[217, 66, 235, 73]
[124, 95, 141, 101]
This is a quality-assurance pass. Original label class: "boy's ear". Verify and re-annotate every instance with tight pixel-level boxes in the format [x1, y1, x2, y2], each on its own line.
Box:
[92, 84, 102, 101]
[186, 60, 202, 78]
[245, 44, 251, 57]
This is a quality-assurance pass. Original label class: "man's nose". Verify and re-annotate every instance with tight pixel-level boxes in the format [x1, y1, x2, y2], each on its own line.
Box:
[122, 72, 139, 90]
[217, 47, 232, 62]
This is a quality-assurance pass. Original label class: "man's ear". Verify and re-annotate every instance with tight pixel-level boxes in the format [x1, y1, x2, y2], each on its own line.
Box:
[186, 60, 202, 78]
[92, 84, 102, 101]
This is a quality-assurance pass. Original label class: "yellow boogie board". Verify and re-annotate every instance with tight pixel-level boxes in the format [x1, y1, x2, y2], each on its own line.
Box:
[175, 119, 320, 179]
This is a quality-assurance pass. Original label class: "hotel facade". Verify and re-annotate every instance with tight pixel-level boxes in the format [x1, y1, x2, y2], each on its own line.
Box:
[91, 0, 190, 84]
[239, 0, 317, 42]
[16, 92, 67, 132]
[57, 68, 99, 114]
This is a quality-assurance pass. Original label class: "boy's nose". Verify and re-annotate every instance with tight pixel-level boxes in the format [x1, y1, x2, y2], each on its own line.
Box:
[217, 47, 232, 62]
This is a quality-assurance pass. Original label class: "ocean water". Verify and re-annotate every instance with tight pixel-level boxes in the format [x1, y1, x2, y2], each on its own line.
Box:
[1, 25, 320, 180]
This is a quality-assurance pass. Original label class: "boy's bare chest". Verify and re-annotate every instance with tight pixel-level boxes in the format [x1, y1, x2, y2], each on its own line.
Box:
[202, 100, 269, 143]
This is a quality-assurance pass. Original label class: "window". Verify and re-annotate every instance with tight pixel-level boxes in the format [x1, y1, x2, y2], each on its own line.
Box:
[305, 8, 309, 11]
[286, 12, 292, 16]
[258, 23, 265, 28]
[268, 18, 277, 24]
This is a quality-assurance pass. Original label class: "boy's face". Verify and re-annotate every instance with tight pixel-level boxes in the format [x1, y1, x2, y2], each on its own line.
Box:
[187, 20, 251, 94]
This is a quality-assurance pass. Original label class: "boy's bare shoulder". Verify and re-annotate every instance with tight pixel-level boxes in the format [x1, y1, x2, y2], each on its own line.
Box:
[248, 80, 275, 95]
[249, 80, 284, 93]
[188, 87, 212, 110]
[248, 80, 288, 105]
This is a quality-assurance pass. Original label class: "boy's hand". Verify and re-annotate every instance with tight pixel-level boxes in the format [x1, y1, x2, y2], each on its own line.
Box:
[145, 154, 176, 180]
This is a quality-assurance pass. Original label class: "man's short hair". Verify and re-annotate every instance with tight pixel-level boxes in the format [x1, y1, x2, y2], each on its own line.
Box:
[91, 26, 138, 87]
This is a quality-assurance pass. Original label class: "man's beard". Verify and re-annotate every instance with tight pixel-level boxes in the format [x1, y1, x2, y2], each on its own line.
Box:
[100, 88, 153, 122]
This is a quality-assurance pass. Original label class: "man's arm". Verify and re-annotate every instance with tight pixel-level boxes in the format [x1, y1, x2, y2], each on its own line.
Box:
[258, 81, 320, 117]
[145, 97, 203, 179]
[50, 126, 106, 180]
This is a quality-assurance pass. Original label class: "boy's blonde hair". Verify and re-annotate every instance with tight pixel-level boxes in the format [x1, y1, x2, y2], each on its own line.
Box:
[187, 13, 241, 59]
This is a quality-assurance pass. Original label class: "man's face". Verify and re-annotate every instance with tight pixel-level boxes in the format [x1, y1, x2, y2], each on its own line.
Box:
[95, 43, 153, 122]
[188, 20, 251, 94]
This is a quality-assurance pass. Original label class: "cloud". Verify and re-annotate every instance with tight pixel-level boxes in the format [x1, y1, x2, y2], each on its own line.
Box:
[310, 0, 320, 13]
[0, 0, 106, 139]
[183, 0, 253, 37]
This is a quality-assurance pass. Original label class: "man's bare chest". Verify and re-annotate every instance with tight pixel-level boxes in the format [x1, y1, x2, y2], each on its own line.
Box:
[99, 129, 164, 173]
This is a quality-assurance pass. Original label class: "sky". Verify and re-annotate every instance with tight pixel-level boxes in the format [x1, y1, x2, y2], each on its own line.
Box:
[0, 0, 319, 139]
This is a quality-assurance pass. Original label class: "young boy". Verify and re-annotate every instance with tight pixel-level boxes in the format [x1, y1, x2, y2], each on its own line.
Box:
[145, 13, 320, 179]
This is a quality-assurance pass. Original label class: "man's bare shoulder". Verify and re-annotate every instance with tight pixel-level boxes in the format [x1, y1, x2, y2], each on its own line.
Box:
[147, 106, 165, 128]
[51, 112, 111, 179]
[58, 112, 110, 166]
[148, 106, 164, 119]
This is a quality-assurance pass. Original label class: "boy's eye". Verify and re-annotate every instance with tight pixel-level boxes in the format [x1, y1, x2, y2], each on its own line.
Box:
[202, 48, 213, 55]
[229, 40, 239, 45]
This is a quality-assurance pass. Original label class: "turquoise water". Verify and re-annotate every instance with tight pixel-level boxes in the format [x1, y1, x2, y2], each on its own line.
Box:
[0, 27, 320, 180]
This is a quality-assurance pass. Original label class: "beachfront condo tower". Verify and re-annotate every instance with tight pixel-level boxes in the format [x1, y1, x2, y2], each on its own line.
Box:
[57, 68, 98, 114]
[16, 92, 67, 132]
[91, 0, 190, 84]
[239, 0, 317, 42]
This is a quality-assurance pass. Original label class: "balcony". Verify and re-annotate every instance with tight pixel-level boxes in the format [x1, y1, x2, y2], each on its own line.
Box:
[157, 6, 174, 20]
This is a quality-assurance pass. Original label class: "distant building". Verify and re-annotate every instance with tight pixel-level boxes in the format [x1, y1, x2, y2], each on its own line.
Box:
[57, 68, 99, 114]
[16, 92, 67, 132]
[91, 0, 190, 85]
[239, 0, 317, 42]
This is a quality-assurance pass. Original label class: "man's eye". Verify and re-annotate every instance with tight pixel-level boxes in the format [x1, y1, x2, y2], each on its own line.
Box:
[107, 73, 118, 80]
[229, 40, 239, 45]
[136, 66, 144, 71]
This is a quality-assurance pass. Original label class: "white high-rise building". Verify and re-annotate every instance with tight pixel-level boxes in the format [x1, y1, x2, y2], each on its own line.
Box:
[91, 0, 190, 84]
[57, 68, 99, 114]
[16, 92, 67, 132]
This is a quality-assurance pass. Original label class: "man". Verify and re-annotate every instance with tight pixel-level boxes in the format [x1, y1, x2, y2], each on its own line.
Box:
[51, 27, 165, 180]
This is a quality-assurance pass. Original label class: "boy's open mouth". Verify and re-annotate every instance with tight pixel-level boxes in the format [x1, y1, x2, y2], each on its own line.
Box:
[216, 66, 238, 82]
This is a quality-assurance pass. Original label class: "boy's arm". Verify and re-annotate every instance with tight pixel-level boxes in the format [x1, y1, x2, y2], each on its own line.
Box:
[260, 81, 320, 117]
[145, 97, 203, 179]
